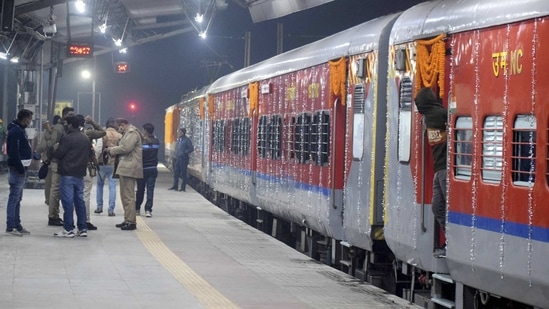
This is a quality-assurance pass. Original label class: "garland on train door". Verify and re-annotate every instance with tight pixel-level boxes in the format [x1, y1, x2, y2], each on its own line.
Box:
[329, 57, 347, 107]
[415, 33, 446, 98]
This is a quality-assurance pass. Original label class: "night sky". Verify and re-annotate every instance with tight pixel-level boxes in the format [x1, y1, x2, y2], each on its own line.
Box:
[50, 0, 423, 159]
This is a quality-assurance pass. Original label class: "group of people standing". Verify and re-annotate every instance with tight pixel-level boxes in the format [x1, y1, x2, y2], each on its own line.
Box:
[4, 107, 161, 237]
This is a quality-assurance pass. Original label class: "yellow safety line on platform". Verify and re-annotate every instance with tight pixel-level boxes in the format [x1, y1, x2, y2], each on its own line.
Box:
[135, 216, 240, 309]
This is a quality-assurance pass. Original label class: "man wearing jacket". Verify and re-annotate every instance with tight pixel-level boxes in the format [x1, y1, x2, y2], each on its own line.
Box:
[53, 115, 92, 238]
[414, 87, 448, 257]
[106, 118, 143, 230]
[46, 106, 75, 227]
[169, 127, 193, 192]
[95, 118, 122, 216]
[135, 123, 159, 217]
[5, 109, 34, 236]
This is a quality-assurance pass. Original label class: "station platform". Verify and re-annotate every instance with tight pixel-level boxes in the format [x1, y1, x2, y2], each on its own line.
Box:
[0, 166, 420, 309]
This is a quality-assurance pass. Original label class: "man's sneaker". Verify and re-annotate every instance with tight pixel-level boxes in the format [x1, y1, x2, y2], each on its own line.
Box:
[5, 228, 23, 237]
[77, 230, 88, 237]
[94, 208, 103, 214]
[434, 247, 446, 258]
[54, 229, 75, 238]
[48, 218, 64, 226]
[86, 222, 98, 230]
[145, 211, 152, 218]
[115, 221, 127, 228]
[108, 212, 116, 217]
[18, 227, 31, 235]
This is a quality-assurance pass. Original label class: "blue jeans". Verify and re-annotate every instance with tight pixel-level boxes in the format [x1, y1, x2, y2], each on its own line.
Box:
[96, 165, 117, 212]
[60, 176, 87, 232]
[6, 168, 26, 231]
[136, 167, 158, 212]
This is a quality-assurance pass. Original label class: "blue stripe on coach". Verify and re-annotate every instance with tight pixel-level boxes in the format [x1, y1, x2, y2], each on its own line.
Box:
[448, 211, 549, 243]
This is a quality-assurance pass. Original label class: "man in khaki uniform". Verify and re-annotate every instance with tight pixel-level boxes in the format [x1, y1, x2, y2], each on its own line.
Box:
[106, 118, 142, 230]
[46, 107, 74, 226]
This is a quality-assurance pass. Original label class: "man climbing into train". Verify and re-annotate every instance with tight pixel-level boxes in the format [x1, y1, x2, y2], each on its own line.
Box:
[414, 87, 448, 258]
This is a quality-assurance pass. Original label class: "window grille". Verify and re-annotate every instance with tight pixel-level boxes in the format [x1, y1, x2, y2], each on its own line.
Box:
[258, 116, 269, 158]
[512, 115, 536, 185]
[269, 115, 282, 159]
[213, 120, 226, 153]
[294, 113, 311, 163]
[311, 111, 330, 166]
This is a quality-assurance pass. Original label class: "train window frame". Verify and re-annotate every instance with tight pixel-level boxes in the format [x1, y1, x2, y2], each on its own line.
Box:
[311, 110, 330, 166]
[511, 114, 536, 186]
[258, 115, 269, 158]
[352, 84, 365, 161]
[398, 77, 413, 162]
[453, 116, 473, 180]
[229, 117, 251, 156]
[481, 115, 503, 182]
[241, 117, 251, 156]
[294, 113, 312, 164]
[213, 120, 226, 153]
[230, 118, 240, 155]
[269, 115, 282, 160]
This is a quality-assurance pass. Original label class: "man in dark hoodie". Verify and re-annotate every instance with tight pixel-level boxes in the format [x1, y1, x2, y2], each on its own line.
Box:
[414, 87, 448, 257]
[5, 109, 34, 236]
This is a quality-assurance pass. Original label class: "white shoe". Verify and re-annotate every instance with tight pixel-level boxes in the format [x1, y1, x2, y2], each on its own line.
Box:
[54, 229, 75, 238]
[5, 228, 23, 237]
[145, 211, 152, 217]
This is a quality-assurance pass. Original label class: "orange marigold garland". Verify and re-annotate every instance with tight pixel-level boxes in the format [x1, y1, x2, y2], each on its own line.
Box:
[329, 57, 347, 107]
[415, 34, 446, 98]
[249, 82, 259, 117]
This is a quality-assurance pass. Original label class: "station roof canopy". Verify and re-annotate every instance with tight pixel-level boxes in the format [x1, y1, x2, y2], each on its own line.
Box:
[0, 0, 334, 66]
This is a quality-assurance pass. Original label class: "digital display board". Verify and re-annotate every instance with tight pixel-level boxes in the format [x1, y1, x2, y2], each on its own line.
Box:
[67, 42, 93, 57]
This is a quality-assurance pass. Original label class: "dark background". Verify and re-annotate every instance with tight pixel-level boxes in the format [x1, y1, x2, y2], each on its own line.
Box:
[2, 0, 424, 161]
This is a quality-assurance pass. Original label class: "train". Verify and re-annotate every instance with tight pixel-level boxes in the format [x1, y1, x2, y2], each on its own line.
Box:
[164, 0, 549, 308]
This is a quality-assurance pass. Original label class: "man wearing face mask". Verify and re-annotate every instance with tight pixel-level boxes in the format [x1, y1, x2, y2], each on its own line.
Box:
[105, 118, 143, 230]
[5, 109, 34, 236]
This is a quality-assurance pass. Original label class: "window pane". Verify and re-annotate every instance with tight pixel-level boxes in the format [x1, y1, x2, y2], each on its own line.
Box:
[454, 117, 473, 178]
[512, 115, 536, 185]
[482, 115, 503, 182]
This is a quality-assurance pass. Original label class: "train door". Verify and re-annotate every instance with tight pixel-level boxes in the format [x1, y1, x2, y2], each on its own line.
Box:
[411, 34, 448, 254]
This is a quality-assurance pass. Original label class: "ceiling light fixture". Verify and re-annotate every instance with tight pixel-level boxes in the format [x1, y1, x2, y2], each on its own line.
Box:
[99, 23, 107, 34]
[75, 0, 86, 13]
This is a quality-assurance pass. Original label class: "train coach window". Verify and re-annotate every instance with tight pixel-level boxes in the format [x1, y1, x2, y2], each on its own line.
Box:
[241, 118, 251, 156]
[311, 111, 330, 166]
[398, 77, 413, 162]
[213, 120, 226, 153]
[231, 119, 240, 154]
[229, 118, 251, 156]
[454, 117, 473, 179]
[258, 115, 269, 158]
[512, 115, 536, 185]
[269, 115, 282, 159]
[295, 113, 312, 163]
[482, 115, 503, 182]
[352, 85, 365, 160]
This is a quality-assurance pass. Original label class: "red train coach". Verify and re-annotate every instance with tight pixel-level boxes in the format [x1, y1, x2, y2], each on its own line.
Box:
[386, 0, 549, 307]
